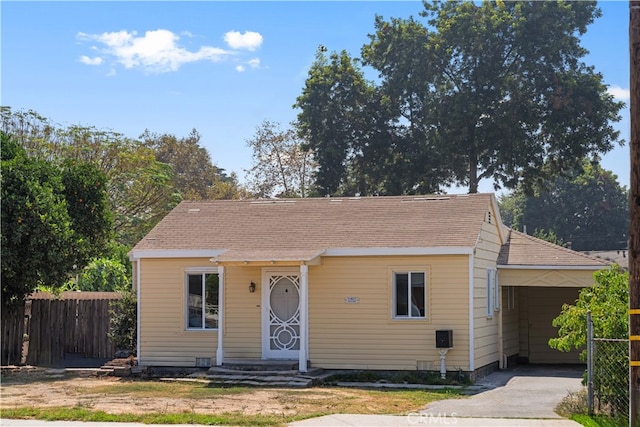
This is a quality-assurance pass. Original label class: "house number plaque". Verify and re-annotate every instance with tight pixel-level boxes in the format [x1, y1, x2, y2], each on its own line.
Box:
[344, 296, 360, 304]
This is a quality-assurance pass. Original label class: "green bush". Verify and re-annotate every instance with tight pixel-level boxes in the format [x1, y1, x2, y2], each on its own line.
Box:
[77, 258, 129, 292]
[108, 290, 137, 352]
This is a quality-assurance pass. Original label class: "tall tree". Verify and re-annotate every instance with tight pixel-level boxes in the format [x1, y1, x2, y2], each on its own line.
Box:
[295, 49, 370, 196]
[499, 160, 629, 250]
[142, 129, 223, 200]
[296, 48, 443, 196]
[360, 1, 624, 193]
[1, 107, 180, 246]
[1, 133, 112, 307]
[61, 160, 114, 264]
[245, 120, 316, 198]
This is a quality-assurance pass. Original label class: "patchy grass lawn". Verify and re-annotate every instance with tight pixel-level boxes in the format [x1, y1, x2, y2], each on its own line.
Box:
[1, 375, 464, 426]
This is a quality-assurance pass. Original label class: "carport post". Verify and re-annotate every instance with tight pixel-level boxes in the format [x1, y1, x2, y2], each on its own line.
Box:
[630, 2, 640, 426]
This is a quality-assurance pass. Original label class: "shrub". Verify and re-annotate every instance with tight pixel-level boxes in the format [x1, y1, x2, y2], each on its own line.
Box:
[108, 290, 137, 353]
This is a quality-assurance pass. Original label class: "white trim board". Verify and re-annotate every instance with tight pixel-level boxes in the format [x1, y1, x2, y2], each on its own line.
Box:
[497, 264, 607, 271]
[324, 247, 474, 256]
[129, 249, 226, 260]
[130, 247, 475, 261]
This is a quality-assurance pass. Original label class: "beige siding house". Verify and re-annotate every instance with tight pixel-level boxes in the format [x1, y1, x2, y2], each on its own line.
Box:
[129, 194, 609, 376]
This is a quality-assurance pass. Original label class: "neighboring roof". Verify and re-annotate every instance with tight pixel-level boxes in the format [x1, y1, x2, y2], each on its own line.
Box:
[498, 230, 610, 269]
[130, 194, 497, 260]
[581, 250, 629, 270]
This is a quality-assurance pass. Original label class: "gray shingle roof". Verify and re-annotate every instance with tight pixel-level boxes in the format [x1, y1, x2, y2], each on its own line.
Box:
[498, 230, 610, 267]
[131, 194, 495, 258]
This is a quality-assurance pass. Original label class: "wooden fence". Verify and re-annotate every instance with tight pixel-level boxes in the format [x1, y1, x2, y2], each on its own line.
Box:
[1, 304, 26, 365]
[1, 292, 122, 366]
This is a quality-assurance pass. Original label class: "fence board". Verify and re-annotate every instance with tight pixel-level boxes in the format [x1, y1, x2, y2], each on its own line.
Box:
[1, 305, 26, 365]
[9, 292, 123, 366]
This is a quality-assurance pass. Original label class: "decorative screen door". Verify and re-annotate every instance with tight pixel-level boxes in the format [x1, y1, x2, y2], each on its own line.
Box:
[263, 272, 300, 359]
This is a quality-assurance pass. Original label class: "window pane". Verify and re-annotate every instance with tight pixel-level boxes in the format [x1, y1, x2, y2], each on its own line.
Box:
[395, 273, 408, 316]
[188, 274, 203, 328]
[204, 274, 219, 329]
[486, 269, 493, 316]
[410, 272, 425, 317]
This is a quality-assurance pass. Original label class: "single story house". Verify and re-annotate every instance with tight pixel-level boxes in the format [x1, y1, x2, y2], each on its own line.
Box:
[128, 193, 609, 376]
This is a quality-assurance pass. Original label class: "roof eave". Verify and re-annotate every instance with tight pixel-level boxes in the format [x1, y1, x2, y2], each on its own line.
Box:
[497, 264, 609, 271]
[128, 249, 226, 261]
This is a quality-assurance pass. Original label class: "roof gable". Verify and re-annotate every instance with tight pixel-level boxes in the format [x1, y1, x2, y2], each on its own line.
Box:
[131, 194, 496, 260]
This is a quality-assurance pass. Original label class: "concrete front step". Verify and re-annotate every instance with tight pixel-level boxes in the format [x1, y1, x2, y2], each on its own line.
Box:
[205, 373, 314, 388]
[220, 359, 300, 371]
[181, 365, 325, 388]
[206, 366, 323, 377]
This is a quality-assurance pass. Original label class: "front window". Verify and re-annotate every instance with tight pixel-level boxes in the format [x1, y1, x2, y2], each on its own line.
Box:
[187, 273, 219, 329]
[394, 272, 426, 318]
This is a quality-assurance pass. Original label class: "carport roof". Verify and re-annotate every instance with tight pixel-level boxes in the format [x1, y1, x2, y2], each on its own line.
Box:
[498, 230, 610, 268]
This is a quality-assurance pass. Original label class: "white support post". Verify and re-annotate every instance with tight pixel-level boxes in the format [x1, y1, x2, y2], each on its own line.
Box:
[299, 264, 308, 373]
[136, 259, 141, 366]
[216, 265, 225, 366]
[498, 289, 504, 369]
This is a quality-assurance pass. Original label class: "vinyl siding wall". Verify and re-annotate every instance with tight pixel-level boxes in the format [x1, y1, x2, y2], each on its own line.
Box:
[472, 217, 504, 370]
[139, 254, 472, 370]
[308, 255, 470, 371]
[138, 258, 219, 367]
[224, 266, 263, 359]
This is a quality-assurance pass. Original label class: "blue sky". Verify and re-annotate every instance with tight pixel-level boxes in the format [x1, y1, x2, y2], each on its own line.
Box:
[2, 1, 631, 193]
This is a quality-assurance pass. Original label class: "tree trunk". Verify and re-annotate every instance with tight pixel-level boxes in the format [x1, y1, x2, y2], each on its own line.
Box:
[468, 140, 479, 194]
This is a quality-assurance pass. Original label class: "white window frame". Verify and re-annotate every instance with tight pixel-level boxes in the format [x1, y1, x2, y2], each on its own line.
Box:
[185, 270, 219, 331]
[493, 270, 500, 311]
[392, 271, 427, 320]
[486, 268, 497, 318]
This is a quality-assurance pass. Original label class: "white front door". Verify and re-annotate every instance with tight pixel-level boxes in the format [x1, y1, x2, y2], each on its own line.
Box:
[262, 271, 301, 359]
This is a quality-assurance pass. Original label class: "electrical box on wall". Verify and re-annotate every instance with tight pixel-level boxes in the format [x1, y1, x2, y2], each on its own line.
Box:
[435, 330, 453, 348]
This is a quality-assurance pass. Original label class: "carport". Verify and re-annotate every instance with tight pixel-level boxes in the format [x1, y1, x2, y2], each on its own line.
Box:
[497, 230, 610, 366]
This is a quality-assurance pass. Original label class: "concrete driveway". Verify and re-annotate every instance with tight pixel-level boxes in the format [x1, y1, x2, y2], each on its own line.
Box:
[422, 364, 584, 418]
[290, 364, 585, 426]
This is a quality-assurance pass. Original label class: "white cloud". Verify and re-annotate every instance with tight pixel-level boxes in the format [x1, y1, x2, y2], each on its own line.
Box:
[80, 55, 103, 65]
[608, 85, 630, 102]
[236, 65, 246, 72]
[77, 29, 233, 73]
[248, 58, 260, 68]
[224, 31, 263, 51]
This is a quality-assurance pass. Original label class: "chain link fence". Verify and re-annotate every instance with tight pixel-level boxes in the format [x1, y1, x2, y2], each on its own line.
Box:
[587, 312, 629, 421]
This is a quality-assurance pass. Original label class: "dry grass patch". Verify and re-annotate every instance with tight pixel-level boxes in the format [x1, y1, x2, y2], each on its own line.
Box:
[1, 375, 463, 425]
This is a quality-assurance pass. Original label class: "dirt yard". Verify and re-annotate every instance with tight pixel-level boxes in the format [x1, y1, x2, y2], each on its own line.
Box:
[0, 368, 439, 417]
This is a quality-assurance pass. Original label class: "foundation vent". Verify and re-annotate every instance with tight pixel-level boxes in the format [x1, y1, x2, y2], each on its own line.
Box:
[416, 360, 433, 371]
[195, 357, 212, 368]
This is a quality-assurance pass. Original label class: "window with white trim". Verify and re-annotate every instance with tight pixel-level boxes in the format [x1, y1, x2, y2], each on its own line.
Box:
[494, 270, 500, 311]
[486, 268, 497, 317]
[393, 271, 426, 319]
[186, 272, 219, 330]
